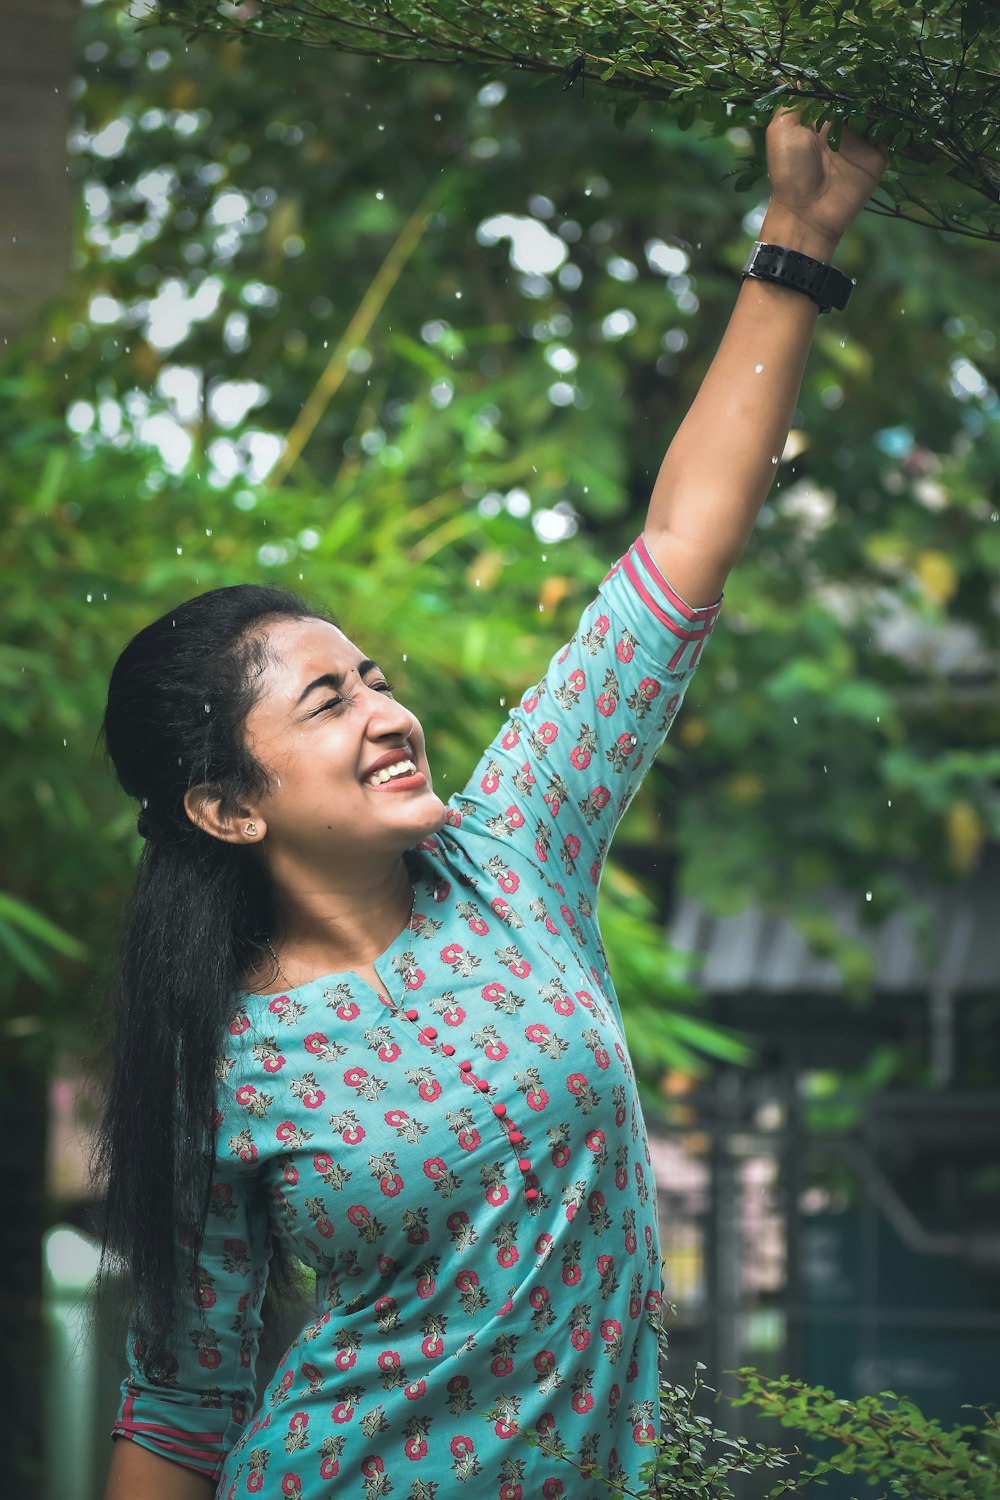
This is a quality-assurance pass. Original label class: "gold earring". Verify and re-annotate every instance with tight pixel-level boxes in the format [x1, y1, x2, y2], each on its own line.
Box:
[244, 821, 258, 838]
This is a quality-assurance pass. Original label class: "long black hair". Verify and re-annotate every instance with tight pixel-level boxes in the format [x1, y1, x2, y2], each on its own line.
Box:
[93, 583, 329, 1377]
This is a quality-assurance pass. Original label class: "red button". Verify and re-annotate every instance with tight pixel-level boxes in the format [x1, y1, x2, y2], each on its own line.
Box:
[492, 1103, 507, 1118]
[459, 1059, 472, 1072]
[405, 1008, 419, 1021]
[508, 1130, 524, 1145]
[476, 1078, 490, 1092]
[441, 1043, 455, 1056]
[422, 1026, 438, 1039]
[517, 1157, 532, 1173]
[525, 1188, 539, 1202]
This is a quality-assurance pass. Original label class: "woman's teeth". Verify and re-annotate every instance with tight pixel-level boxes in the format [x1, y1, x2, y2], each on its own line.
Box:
[366, 759, 417, 786]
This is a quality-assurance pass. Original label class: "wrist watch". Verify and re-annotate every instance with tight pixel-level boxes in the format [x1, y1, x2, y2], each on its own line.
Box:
[741, 240, 855, 314]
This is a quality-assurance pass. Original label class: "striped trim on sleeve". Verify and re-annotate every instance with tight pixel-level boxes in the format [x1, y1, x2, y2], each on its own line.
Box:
[602, 534, 723, 671]
[113, 1390, 225, 1478]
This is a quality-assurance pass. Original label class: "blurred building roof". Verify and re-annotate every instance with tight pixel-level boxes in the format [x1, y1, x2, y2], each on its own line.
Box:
[667, 846, 999, 998]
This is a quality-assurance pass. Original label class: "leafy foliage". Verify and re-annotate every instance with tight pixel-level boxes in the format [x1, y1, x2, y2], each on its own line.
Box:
[732, 1369, 1000, 1499]
[162, 0, 1000, 242]
[494, 1313, 1000, 1498]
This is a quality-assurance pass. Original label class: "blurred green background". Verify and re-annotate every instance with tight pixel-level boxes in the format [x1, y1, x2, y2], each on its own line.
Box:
[3, 1, 998, 1494]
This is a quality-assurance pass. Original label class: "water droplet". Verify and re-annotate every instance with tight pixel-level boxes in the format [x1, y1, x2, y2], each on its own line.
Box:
[822, 764, 828, 773]
[754, 362, 764, 374]
[770, 455, 779, 465]
[86, 593, 93, 603]
[402, 653, 408, 662]
[887, 799, 892, 807]
[176, 546, 183, 555]
[63, 738, 67, 747]
[475, 578, 481, 587]
[865, 890, 872, 902]
[538, 603, 544, 611]
[205, 528, 213, 537]
[792, 716, 798, 725]
[204, 703, 211, 713]
[499, 696, 506, 707]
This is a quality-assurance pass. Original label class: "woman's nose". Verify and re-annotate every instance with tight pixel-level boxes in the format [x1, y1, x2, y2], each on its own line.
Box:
[366, 686, 415, 738]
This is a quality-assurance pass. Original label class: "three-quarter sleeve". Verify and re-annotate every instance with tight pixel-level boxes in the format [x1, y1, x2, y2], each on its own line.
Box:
[449, 534, 722, 899]
[111, 1147, 271, 1481]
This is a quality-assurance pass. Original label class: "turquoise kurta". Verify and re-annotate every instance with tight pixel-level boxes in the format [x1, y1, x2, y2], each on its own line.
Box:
[113, 537, 721, 1498]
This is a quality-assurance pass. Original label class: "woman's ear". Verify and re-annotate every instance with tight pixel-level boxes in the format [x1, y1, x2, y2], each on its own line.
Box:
[183, 785, 267, 845]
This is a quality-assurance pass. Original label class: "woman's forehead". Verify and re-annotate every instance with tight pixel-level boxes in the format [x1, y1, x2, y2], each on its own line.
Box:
[254, 616, 371, 703]
[261, 615, 362, 671]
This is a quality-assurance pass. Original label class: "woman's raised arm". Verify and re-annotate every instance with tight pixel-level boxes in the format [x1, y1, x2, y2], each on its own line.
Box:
[643, 100, 890, 607]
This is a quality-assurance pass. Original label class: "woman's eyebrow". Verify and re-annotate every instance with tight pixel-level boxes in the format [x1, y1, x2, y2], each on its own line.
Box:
[295, 659, 382, 706]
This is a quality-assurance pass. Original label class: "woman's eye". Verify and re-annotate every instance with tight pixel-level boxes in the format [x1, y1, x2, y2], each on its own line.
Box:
[372, 680, 394, 695]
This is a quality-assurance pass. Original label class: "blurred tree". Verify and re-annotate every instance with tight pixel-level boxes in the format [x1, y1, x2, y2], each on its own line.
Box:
[0, 0, 81, 344]
[0, 0, 82, 1474]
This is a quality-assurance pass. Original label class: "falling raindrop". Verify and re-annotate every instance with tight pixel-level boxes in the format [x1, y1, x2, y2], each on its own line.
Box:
[865, 891, 872, 902]
[177, 546, 183, 555]
[887, 799, 892, 807]
[770, 455, 779, 465]
[499, 697, 506, 707]
[204, 703, 211, 713]
[792, 716, 798, 725]
[754, 362, 764, 374]
[86, 593, 93, 603]
[402, 653, 407, 662]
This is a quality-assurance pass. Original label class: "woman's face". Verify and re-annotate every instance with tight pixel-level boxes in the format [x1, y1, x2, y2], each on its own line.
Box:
[241, 616, 448, 870]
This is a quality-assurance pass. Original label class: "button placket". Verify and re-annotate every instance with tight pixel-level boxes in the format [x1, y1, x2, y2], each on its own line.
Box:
[389, 998, 536, 1203]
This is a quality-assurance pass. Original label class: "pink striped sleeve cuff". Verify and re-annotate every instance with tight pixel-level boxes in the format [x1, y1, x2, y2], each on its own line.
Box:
[113, 1391, 224, 1478]
[602, 535, 723, 671]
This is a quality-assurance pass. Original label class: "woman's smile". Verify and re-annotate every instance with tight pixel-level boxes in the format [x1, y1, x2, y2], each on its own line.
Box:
[362, 745, 428, 791]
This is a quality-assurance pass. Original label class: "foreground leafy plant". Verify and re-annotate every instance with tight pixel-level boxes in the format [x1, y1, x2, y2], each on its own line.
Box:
[162, 0, 1000, 242]
[489, 1309, 1000, 1497]
[732, 1370, 1000, 1499]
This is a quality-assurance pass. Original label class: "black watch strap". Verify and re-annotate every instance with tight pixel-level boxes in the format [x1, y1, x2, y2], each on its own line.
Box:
[741, 240, 854, 314]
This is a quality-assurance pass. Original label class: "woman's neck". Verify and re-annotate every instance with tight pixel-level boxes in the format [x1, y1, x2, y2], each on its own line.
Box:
[268, 855, 414, 981]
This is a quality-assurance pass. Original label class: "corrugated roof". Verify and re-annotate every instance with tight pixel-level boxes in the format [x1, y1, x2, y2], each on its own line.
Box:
[667, 847, 998, 996]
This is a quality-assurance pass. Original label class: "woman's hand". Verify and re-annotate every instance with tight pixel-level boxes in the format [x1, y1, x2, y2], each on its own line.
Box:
[763, 96, 890, 254]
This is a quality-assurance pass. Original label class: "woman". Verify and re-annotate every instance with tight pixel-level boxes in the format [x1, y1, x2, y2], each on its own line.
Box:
[99, 103, 888, 1500]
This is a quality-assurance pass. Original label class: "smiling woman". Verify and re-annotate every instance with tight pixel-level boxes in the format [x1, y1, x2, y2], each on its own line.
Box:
[97, 99, 890, 1500]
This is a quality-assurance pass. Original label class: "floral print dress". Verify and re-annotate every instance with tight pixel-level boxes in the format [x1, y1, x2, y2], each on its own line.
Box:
[112, 536, 722, 1499]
